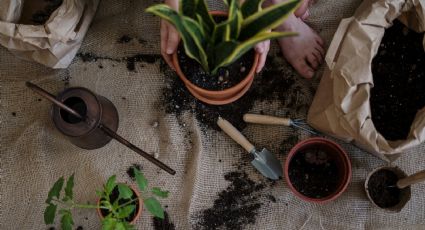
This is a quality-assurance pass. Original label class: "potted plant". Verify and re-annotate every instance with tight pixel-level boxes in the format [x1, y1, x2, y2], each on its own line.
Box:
[44, 167, 169, 230]
[146, 0, 300, 105]
[284, 137, 352, 203]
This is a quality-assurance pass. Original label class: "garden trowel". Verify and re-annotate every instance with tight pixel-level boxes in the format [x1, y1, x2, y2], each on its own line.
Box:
[217, 117, 283, 180]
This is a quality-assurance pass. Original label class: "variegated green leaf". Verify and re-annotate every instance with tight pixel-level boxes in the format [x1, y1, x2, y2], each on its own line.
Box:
[182, 16, 209, 71]
[146, 4, 204, 66]
[241, 0, 264, 18]
[228, 0, 242, 39]
[180, 0, 197, 18]
[195, 0, 215, 33]
[213, 31, 297, 73]
[240, 0, 300, 40]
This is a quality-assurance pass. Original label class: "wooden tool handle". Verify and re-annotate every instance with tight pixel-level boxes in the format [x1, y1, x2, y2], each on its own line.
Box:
[217, 117, 255, 153]
[243, 114, 291, 126]
[397, 169, 425, 189]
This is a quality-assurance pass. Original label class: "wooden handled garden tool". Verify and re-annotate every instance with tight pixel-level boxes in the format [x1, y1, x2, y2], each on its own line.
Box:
[217, 117, 283, 180]
[389, 169, 425, 189]
[26, 82, 176, 175]
[243, 114, 317, 134]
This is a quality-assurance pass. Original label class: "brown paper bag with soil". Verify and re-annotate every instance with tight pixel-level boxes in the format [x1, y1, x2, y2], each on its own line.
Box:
[0, 0, 99, 68]
[307, 0, 425, 162]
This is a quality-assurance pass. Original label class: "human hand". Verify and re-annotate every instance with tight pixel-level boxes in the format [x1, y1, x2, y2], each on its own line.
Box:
[160, 0, 180, 70]
[254, 40, 270, 73]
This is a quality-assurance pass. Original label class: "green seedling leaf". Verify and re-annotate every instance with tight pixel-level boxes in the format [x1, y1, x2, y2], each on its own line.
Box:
[46, 177, 64, 204]
[115, 222, 127, 230]
[101, 216, 117, 230]
[116, 205, 136, 219]
[117, 184, 133, 200]
[64, 174, 74, 200]
[96, 190, 104, 197]
[144, 197, 165, 219]
[61, 211, 74, 230]
[152, 187, 169, 198]
[105, 175, 117, 196]
[44, 203, 57, 224]
[132, 167, 148, 192]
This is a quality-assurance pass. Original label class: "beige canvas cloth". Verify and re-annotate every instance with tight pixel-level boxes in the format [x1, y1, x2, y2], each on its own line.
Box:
[1, 0, 425, 229]
[308, 0, 425, 162]
[0, 0, 100, 68]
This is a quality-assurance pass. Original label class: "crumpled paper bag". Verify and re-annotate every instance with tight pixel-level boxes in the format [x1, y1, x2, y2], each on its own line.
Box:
[0, 0, 99, 68]
[307, 0, 425, 162]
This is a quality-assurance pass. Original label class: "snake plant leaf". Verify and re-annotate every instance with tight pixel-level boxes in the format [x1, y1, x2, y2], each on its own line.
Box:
[180, 0, 197, 19]
[182, 17, 209, 71]
[213, 19, 232, 44]
[146, 4, 203, 66]
[195, 0, 215, 34]
[240, 0, 300, 40]
[241, 0, 264, 18]
[213, 31, 297, 74]
[228, 0, 242, 39]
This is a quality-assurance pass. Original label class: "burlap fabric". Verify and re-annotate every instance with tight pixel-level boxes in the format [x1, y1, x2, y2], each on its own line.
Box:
[1, 0, 425, 229]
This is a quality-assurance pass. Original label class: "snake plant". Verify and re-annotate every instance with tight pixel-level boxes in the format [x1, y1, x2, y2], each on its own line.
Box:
[146, 0, 300, 75]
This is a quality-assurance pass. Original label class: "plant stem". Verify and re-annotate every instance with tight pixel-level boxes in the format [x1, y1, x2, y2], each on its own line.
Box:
[116, 198, 139, 210]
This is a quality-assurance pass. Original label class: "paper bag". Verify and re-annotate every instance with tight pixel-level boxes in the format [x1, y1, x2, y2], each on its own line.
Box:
[0, 0, 99, 68]
[307, 0, 425, 162]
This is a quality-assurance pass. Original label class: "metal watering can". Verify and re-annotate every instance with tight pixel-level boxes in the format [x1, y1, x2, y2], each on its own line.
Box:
[26, 82, 175, 175]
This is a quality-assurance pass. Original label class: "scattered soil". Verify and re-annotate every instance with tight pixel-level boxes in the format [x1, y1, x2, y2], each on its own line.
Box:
[371, 20, 425, 140]
[12, 112, 16, 117]
[195, 171, 265, 230]
[126, 164, 143, 180]
[118, 35, 133, 44]
[162, 55, 298, 130]
[178, 46, 255, 90]
[153, 211, 176, 230]
[267, 194, 276, 203]
[288, 149, 340, 198]
[367, 169, 402, 208]
[76, 226, 83, 230]
[99, 186, 140, 222]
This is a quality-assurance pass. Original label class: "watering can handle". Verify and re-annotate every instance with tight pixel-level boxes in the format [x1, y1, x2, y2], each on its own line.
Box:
[243, 114, 291, 126]
[397, 169, 425, 189]
[217, 117, 255, 153]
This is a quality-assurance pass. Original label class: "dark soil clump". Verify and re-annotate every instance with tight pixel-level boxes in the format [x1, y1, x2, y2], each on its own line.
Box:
[153, 211, 176, 230]
[118, 35, 132, 44]
[288, 149, 340, 198]
[127, 164, 143, 180]
[177, 46, 254, 90]
[162, 55, 297, 130]
[195, 171, 265, 230]
[367, 169, 402, 208]
[371, 20, 425, 140]
[126, 54, 159, 71]
[99, 186, 139, 222]
[31, 0, 63, 25]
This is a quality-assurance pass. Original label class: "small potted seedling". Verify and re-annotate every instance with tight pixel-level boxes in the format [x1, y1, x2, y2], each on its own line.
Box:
[44, 167, 169, 230]
[146, 0, 300, 105]
[285, 137, 352, 203]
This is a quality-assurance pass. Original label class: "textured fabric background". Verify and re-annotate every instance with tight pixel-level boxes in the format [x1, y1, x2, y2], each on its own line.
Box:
[1, 0, 425, 229]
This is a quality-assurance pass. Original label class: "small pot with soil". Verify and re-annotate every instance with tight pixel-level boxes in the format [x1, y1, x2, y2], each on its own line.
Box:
[97, 183, 143, 224]
[364, 166, 411, 212]
[285, 137, 352, 203]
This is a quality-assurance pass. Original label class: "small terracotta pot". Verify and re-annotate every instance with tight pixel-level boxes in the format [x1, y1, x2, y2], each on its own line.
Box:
[284, 137, 352, 204]
[97, 184, 142, 224]
[171, 11, 260, 105]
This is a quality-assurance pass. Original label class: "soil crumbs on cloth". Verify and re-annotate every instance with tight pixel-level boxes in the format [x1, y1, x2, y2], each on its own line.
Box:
[371, 20, 425, 140]
[153, 211, 176, 230]
[194, 171, 266, 230]
[367, 169, 402, 208]
[162, 55, 302, 131]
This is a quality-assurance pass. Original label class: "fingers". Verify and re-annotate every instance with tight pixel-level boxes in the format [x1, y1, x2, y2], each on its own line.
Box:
[160, 20, 175, 70]
[255, 40, 270, 73]
[166, 25, 180, 55]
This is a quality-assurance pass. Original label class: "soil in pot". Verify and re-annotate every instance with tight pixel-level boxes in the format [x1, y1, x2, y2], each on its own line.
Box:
[19, 0, 63, 25]
[370, 20, 425, 141]
[288, 149, 341, 198]
[177, 46, 255, 91]
[367, 169, 401, 208]
[100, 186, 140, 222]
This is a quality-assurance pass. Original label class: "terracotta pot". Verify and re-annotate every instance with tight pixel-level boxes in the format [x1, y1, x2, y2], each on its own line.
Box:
[97, 184, 142, 224]
[284, 137, 352, 204]
[171, 11, 260, 105]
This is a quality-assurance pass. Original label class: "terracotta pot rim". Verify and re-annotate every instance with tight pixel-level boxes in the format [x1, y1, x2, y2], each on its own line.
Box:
[284, 137, 352, 204]
[96, 183, 142, 224]
[171, 10, 259, 97]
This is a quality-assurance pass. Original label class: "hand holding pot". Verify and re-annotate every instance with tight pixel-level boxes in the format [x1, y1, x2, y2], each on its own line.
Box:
[161, 0, 180, 70]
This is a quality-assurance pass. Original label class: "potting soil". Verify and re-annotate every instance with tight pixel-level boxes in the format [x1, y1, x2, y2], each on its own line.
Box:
[2, 0, 425, 229]
[371, 20, 425, 141]
[367, 169, 402, 208]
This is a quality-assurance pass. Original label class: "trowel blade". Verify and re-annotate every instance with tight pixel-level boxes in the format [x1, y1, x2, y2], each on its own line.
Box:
[251, 148, 283, 180]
